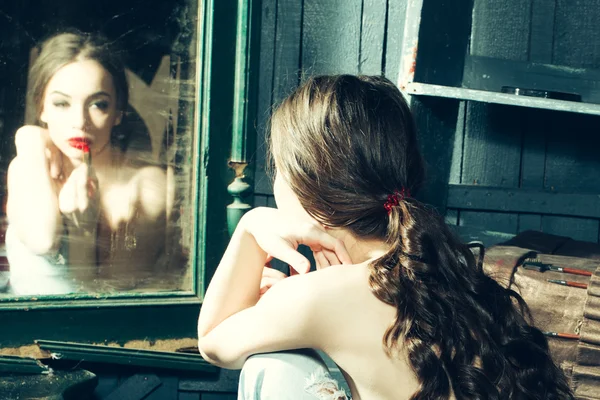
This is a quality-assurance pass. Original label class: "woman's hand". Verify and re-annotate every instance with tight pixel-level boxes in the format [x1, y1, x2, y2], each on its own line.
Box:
[241, 207, 352, 275]
[14, 126, 63, 178]
[58, 163, 100, 232]
[259, 263, 288, 298]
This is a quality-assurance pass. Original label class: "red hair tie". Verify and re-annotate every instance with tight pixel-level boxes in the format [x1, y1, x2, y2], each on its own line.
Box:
[384, 187, 411, 214]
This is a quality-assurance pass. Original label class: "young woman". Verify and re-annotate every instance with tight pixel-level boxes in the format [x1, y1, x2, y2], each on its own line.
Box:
[6, 32, 178, 295]
[198, 75, 573, 399]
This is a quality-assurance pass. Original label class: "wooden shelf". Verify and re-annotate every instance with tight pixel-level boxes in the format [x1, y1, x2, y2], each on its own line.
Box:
[406, 82, 600, 116]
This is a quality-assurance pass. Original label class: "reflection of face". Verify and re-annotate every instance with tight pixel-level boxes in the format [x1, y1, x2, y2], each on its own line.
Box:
[273, 171, 314, 222]
[40, 59, 122, 160]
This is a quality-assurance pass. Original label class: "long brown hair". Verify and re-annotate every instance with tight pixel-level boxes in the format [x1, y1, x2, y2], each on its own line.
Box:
[270, 75, 573, 399]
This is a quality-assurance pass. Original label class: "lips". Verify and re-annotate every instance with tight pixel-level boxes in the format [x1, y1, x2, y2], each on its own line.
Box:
[67, 137, 91, 153]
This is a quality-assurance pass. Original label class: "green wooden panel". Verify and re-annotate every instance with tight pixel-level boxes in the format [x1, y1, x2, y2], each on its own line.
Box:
[408, 83, 600, 116]
[541, 216, 600, 243]
[253, 0, 278, 195]
[302, 0, 362, 75]
[470, 0, 531, 61]
[461, 103, 522, 187]
[146, 375, 179, 400]
[253, 194, 269, 207]
[544, 112, 600, 193]
[449, 101, 466, 184]
[445, 209, 459, 226]
[359, 0, 387, 74]
[520, 108, 548, 189]
[447, 185, 600, 220]
[179, 392, 201, 400]
[384, 0, 409, 79]
[460, 211, 518, 235]
[273, 0, 303, 105]
[529, 0, 556, 63]
[518, 214, 542, 233]
[201, 394, 237, 400]
[179, 369, 240, 393]
[410, 96, 459, 211]
[413, 0, 473, 87]
[94, 375, 120, 399]
[553, 0, 600, 69]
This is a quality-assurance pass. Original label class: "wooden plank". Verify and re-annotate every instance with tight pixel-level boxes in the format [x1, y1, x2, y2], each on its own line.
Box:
[179, 369, 240, 393]
[544, 112, 600, 193]
[146, 375, 179, 400]
[529, 0, 556, 63]
[470, 0, 531, 61]
[384, 0, 409, 80]
[553, 0, 600, 69]
[459, 211, 518, 235]
[413, 0, 473, 87]
[462, 56, 600, 104]
[201, 394, 237, 400]
[396, 0, 422, 89]
[253, 195, 269, 207]
[407, 83, 600, 116]
[360, 0, 387, 74]
[178, 392, 201, 400]
[253, 0, 278, 196]
[461, 103, 521, 187]
[104, 374, 162, 400]
[302, 0, 362, 75]
[447, 185, 600, 220]
[445, 209, 459, 226]
[518, 214, 542, 233]
[93, 374, 120, 399]
[541, 216, 600, 243]
[272, 0, 303, 105]
[410, 96, 460, 211]
[449, 101, 466, 184]
[520, 108, 547, 189]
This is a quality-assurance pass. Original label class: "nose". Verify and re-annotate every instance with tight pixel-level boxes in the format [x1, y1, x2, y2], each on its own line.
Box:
[70, 104, 89, 130]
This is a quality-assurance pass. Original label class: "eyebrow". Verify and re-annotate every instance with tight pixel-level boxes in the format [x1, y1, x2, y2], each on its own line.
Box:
[49, 91, 112, 99]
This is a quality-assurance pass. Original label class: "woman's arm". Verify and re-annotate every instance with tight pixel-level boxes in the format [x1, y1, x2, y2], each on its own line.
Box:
[197, 207, 351, 368]
[6, 126, 62, 254]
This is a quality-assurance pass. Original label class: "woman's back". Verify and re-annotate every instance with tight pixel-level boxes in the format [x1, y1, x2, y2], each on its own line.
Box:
[313, 263, 420, 399]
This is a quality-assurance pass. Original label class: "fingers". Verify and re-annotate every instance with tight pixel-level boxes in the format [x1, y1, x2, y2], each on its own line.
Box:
[302, 226, 353, 266]
[268, 236, 311, 274]
[314, 248, 343, 269]
[314, 251, 327, 270]
[259, 266, 288, 297]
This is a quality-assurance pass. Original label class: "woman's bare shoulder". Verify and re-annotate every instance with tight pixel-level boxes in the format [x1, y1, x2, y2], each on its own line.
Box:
[118, 163, 170, 219]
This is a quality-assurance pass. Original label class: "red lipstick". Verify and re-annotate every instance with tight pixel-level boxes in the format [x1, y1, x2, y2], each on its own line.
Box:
[68, 137, 91, 165]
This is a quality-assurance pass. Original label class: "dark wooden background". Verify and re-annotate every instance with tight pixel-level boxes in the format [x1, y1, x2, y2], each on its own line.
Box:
[251, 0, 600, 244]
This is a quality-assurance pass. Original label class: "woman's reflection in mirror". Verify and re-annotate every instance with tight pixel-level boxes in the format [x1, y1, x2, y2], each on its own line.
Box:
[5, 31, 181, 295]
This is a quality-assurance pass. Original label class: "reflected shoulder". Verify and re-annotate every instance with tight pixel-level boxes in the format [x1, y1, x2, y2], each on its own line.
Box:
[133, 165, 168, 219]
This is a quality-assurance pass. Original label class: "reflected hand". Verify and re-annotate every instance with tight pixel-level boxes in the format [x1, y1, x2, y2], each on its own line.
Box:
[241, 207, 352, 274]
[14, 126, 63, 179]
[58, 162, 100, 232]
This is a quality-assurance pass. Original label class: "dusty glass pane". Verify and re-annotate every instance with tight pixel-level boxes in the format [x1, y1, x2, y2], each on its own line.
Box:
[0, 0, 199, 296]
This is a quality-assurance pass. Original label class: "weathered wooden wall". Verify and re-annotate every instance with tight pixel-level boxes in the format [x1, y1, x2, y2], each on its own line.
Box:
[252, 0, 600, 244]
[252, 0, 409, 204]
[446, 0, 600, 242]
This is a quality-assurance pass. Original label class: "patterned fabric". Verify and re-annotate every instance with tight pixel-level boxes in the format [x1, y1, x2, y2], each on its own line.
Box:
[238, 350, 350, 400]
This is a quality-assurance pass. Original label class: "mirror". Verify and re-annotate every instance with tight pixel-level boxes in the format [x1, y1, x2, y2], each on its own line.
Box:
[0, 0, 200, 297]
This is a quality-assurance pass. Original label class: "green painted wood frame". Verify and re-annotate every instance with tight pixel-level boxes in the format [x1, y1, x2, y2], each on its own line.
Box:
[227, 0, 261, 235]
[0, 0, 259, 356]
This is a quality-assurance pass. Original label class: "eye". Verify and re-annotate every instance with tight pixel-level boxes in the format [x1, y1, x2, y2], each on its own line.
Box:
[52, 100, 70, 108]
[90, 100, 109, 111]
